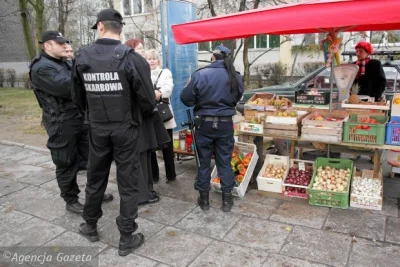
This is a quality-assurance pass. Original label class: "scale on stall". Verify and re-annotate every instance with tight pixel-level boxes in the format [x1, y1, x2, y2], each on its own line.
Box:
[332, 63, 359, 105]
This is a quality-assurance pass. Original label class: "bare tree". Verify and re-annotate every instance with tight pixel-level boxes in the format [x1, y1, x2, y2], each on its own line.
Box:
[19, 0, 36, 58]
[19, 0, 44, 56]
[203, 0, 289, 87]
[57, 0, 78, 35]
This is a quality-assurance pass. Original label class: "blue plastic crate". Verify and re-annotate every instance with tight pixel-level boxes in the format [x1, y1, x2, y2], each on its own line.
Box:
[385, 116, 400, 145]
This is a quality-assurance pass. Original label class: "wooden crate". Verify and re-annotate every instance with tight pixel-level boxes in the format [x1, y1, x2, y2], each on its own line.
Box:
[342, 99, 390, 111]
[350, 169, 383, 211]
[257, 155, 289, 193]
[244, 93, 276, 111]
[302, 110, 349, 128]
[301, 111, 348, 143]
[282, 159, 315, 199]
[265, 123, 299, 138]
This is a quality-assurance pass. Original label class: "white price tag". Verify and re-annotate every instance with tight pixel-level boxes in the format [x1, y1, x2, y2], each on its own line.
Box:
[298, 162, 305, 171]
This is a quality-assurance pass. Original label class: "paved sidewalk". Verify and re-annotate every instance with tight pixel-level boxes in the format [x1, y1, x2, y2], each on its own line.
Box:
[0, 142, 399, 267]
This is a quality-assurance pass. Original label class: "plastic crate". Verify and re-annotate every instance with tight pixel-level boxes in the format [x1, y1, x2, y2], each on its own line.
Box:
[282, 159, 314, 199]
[343, 114, 388, 145]
[308, 157, 354, 209]
[256, 155, 289, 193]
[210, 142, 258, 197]
[295, 91, 330, 105]
[385, 117, 400, 145]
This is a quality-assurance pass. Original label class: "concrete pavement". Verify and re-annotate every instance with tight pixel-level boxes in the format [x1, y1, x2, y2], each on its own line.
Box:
[0, 141, 399, 267]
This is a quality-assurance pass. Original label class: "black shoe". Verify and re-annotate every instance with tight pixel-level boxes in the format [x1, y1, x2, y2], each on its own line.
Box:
[118, 233, 145, 256]
[103, 193, 114, 203]
[221, 192, 234, 212]
[149, 191, 160, 203]
[79, 223, 99, 242]
[66, 201, 83, 215]
[138, 191, 160, 206]
[166, 177, 176, 184]
[198, 191, 210, 211]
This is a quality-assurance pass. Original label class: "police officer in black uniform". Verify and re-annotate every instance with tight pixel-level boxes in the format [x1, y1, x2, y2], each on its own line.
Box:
[180, 45, 243, 212]
[72, 9, 155, 256]
[29, 31, 113, 215]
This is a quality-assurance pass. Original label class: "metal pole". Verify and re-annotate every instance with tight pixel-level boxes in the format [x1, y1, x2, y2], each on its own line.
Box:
[328, 46, 334, 158]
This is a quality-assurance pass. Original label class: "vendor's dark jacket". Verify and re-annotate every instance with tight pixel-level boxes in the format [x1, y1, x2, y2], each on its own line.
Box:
[180, 60, 244, 116]
[356, 59, 386, 101]
[30, 52, 80, 120]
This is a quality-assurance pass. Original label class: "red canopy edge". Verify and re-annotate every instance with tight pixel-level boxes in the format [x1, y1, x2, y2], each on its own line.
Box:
[172, 0, 400, 44]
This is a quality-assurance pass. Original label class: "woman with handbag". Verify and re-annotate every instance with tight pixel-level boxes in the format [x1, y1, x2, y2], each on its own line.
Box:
[124, 40, 170, 205]
[145, 49, 177, 183]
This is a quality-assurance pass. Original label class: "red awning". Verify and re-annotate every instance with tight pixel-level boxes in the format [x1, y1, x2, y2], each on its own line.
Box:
[172, 0, 400, 44]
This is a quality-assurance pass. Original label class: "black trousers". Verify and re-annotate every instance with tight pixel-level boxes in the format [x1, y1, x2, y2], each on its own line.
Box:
[83, 125, 140, 235]
[151, 129, 176, 181]
[44, 116, 86, 204]
[138, 150, 153, 204]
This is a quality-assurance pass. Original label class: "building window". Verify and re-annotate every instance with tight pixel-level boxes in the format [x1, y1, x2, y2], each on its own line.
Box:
[249, 35, 280, 49]
[198, 35, 280, 52]
[123, 0, 131, 16]
[123, 0, 153, 15]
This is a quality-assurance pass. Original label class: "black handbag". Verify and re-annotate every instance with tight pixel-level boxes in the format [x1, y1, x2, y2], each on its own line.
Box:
[154, 70, 174, 122]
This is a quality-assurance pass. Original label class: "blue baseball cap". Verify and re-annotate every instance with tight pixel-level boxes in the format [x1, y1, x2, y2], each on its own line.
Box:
[214, 45, 231, 55]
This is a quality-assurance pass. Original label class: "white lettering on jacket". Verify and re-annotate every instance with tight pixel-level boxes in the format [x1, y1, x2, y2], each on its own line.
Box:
[82, 72, 123, 92]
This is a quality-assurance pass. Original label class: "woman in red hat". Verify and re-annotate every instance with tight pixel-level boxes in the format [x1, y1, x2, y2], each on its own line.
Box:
[354, 41, 386, 101]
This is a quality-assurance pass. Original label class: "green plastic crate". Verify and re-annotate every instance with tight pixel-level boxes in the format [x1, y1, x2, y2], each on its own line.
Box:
[343, 114, 388, 145]
[308, 157, 354, 209]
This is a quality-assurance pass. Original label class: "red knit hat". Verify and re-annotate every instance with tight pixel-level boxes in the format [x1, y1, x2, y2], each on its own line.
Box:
[355, 41, 374, 54]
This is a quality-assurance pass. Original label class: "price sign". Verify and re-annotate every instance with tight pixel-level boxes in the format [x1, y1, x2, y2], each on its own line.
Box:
[298, 162, 306, 171]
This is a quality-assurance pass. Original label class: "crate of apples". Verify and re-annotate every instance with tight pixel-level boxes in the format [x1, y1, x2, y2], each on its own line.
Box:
[282, 160, 314, 199]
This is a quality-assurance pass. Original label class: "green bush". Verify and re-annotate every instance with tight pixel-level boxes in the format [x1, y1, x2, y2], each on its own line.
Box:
[0, 68, 5, 87]
[6, 69, 16, 87]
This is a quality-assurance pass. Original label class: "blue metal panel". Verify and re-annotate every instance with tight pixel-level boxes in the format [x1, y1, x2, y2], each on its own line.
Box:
[161, 0, 197, 131]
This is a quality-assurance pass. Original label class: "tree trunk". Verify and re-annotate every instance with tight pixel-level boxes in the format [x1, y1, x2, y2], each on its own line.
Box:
[58, 0, 65, 35]
[108, 0, 114, 9]
[19, 0, 36, 59]
[243, 38, 251, 88]
[35, 0, 45, 53]
[290, 37, 306, 80]
[241, 0, 260, 88]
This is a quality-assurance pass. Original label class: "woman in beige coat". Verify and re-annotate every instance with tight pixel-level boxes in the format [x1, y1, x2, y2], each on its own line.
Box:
[145, 49, 177, 183]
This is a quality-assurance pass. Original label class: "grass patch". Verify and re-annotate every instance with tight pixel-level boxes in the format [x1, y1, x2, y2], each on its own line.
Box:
[0, 87, 42, 118]
[23, 124, 45, 134]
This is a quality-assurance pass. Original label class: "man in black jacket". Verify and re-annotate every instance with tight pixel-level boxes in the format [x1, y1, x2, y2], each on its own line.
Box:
[72, 9, 156, 256]
[29, 31, 113, 215]
[354, 41, 386, 101]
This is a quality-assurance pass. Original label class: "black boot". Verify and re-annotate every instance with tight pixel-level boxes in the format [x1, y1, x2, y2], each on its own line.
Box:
[118, 233, 145, 256]
[197, 191, 209, 211]
[66, 201, 84, 215]
[221, 192, 234, 212]
[79, 223, 99, 242]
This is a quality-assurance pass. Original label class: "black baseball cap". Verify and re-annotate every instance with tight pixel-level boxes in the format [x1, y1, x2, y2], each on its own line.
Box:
[39, 31, 68, 44]
[91, 8, 125, 29]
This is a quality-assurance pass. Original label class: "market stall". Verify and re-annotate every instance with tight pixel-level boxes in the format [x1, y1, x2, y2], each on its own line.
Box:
[170, 0, 400, 207]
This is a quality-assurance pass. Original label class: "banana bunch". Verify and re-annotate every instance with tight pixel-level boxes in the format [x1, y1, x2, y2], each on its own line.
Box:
[250, 98, 265, 105]
[270, 96, 291, 109]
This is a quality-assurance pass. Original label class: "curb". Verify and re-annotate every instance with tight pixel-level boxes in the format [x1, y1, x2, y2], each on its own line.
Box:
[0, 140, 49, 153]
